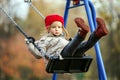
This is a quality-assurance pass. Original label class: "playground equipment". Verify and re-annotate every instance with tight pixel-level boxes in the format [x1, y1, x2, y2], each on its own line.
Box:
[63, 0, 107, 80]
[0, 0, 107, 80]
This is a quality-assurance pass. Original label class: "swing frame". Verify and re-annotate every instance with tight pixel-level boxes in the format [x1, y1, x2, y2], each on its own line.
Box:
[0, 0, 107, 80]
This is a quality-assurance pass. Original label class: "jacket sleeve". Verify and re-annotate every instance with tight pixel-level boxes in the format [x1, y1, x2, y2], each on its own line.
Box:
[27, 36, 48, 59]
[27, 43, 42, 59]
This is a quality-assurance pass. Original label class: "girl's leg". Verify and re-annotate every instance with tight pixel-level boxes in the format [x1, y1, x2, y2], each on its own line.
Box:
[73, 33, 99, 56]
[73, 18, 109, 56]
[61, 18, 89, 57]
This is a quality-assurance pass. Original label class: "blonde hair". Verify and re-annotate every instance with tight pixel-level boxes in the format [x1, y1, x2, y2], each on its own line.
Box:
[62, 26, 70, 40]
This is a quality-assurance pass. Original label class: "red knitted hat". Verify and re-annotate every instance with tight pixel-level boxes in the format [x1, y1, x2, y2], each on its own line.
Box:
[45, 14, 64, 29]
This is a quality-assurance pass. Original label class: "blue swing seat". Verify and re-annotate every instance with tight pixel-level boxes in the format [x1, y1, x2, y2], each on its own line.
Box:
[46, 55, 93, 73]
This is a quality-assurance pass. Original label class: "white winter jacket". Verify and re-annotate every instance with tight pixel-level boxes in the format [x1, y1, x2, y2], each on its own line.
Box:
[28, 33, 69, 59]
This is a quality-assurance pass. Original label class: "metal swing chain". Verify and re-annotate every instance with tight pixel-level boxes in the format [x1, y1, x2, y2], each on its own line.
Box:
[24, 1, 45, 19]
[29, 3, 45, 19]
[0, 7, 29, 38]
[0, 7, 45, 59]
[24, 1, 51, 63]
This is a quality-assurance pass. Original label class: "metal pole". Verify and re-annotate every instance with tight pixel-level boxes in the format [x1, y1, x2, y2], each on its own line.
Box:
[52, 73, 57, 80]
[64, 0, 71, 28]
[84, 0, 107, 80]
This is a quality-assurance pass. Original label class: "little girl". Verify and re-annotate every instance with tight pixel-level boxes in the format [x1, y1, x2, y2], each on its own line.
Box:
[26, 14, 108, 61]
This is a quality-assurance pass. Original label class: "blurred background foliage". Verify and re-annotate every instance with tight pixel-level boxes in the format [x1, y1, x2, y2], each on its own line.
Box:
[0, 0, 120, 80]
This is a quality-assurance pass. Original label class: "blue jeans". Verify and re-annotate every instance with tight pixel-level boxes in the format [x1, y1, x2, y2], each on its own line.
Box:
[61, 32, 99, 57]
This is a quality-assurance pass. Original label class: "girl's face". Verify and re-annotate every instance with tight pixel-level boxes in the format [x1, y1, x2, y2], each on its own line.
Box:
[49, 21, 63, 36]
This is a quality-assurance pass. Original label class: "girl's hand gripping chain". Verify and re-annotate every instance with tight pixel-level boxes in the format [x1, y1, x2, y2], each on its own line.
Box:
[25, 37, 42, 59]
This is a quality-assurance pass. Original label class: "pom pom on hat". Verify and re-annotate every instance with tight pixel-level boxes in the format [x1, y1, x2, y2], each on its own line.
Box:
[45, 14, 64, 29]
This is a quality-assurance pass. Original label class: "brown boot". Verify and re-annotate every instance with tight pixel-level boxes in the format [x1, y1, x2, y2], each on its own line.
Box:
[74, 17, 89, 38]
[95, 18, 109, 38]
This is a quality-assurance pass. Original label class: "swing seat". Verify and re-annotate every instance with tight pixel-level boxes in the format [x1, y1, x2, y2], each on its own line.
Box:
[46, 55, 93, 73]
